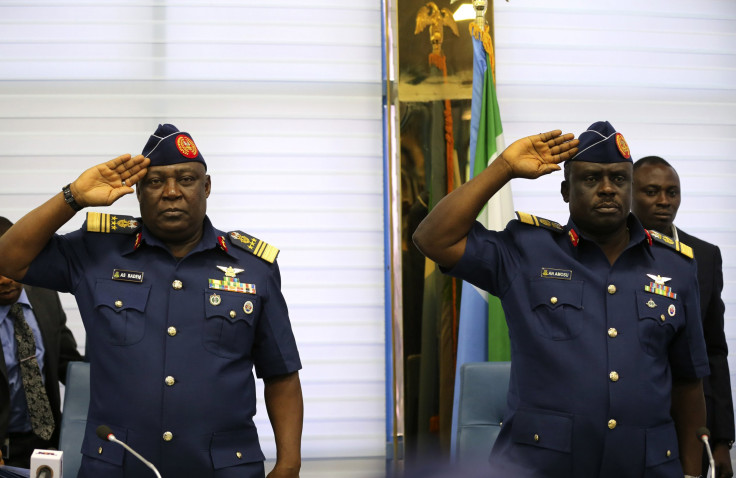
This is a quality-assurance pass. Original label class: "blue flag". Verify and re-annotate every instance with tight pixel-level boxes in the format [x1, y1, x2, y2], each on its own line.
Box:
[450, 23, 514, 461]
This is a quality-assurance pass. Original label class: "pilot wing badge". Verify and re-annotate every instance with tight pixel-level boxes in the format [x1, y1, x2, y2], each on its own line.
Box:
[217, 265, 244, 277]
[645, 273, 677, 299]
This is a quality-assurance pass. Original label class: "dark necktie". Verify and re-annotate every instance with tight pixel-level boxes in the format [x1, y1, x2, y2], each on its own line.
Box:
[9, 303, 54, 440]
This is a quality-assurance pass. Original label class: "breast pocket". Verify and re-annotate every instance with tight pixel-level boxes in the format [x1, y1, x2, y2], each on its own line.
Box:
[636, 290, 683, 357]
[94, 279, 150, 346]
[529, 279, 584, 340]
[509, 408, 573, 476]
[202, 291, 258, 359]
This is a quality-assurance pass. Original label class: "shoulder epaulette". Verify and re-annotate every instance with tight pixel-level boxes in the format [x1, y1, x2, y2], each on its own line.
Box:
[228, 230, 280, 264]
[86, 212, 141, 234]
[648, 229, 694, 259]
[515, 211, 565, 233]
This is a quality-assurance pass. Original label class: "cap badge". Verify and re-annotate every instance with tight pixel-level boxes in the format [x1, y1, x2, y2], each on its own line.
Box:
[175, 134, 198, 158]
[615, 133, 630, 159]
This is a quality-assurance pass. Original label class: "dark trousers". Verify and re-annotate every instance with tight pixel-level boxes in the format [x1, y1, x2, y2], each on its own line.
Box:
[3, 431, 52, 468]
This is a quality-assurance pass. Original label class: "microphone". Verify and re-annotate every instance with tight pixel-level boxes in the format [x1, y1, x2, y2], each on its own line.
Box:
[696, 426, 715, 478]
[36, 466, 51, 478]
[29, 449, 62, 478]
[96, 425, 163, 478]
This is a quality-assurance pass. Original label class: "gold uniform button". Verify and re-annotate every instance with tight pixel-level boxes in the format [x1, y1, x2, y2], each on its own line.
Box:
[165, 376, 175, 386]
[609, 371, 619, 382]
[230, 310, 237, 318]
[666, 449, 671, 457]
[98, 446, 103, 454]
[236, 452, 243, 459]
[114, 300, 123, 308]
[534, 434, 539, 442]
[608, 328, 618, 338]
[607, 284, 617, 294]
[163, 431, 173, 442]
[550, 297, 558, 305]
[608, 419, 617, 430]
[660, 314, 666, 322]
[172, 280, 183, 290]
[167, 327, 177, 337]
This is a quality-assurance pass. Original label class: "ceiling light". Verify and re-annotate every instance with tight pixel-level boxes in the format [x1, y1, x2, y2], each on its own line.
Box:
[453, 3, 475, 22]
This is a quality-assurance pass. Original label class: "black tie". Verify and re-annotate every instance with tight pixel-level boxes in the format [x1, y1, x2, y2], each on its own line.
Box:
[9, 303, 54, 440]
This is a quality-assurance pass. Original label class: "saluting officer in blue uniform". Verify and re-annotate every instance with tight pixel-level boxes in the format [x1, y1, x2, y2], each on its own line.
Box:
[0, 124, 303, 478]
[413, 121, 709, 477]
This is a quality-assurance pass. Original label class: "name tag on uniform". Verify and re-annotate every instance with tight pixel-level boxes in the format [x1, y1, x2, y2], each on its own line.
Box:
[540, 268, 572, 280]
[112, 269, 144, 283]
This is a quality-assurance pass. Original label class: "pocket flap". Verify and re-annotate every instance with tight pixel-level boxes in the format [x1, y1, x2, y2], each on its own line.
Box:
[94, 279, 150, 313]
[81, 421, 126, 466]
[511, 409, 573, 453]
[645, 423, 679, 467]
[204, 292, 258, 325]
[210, 427, 266, 469]
[635, 290, 679, 326]
[530, 279, 584, 310]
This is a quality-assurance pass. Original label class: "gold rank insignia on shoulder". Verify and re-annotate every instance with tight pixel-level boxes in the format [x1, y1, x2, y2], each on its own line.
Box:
[516, 211, 564, 233]
[647, 230, 694, 259]
[228, 231, 280, 263]
[86, 212, 141, 234]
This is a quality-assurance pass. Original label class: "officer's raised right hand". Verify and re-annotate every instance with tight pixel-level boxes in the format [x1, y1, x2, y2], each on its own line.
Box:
[70, 154, 150, 208]
[497, 129, 578, 180]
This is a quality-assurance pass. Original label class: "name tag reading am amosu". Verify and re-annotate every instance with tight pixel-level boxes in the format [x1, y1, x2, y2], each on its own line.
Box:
[540, 268, 572, 280]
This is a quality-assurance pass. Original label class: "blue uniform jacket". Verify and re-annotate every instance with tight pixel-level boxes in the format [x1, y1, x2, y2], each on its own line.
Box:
[22, 215, 301, 478]
[446, 214, 709, 478]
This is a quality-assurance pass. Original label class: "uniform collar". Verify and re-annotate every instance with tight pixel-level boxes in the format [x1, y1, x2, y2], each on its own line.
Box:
[565, 214, 653, 257]
[124, 215, 233, 258]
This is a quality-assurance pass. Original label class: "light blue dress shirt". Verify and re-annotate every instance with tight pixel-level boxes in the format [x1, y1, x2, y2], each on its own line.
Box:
[0, 289, 47, 433]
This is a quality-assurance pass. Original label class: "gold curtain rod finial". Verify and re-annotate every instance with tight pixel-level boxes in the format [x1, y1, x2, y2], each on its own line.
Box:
[473, 0, 487, 30]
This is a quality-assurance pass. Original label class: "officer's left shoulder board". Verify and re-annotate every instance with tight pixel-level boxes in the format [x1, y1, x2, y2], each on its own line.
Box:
[228, 230, 280, 264]
[516, 211, 565, 233]
[86, 212, 141, 234]
[647, 229, 694, 259]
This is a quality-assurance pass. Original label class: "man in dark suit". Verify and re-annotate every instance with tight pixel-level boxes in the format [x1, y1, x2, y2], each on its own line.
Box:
[0, 216, 83, 468]
[633, 156, 734, 478]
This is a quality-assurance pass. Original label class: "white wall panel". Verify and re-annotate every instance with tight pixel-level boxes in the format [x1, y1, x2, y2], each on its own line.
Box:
[0, 0, 384, 462]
